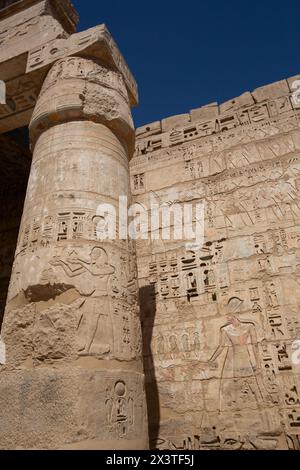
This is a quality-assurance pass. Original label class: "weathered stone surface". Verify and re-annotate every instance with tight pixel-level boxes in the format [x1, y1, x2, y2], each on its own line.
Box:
[1, 0, 300, 452]
[132, 78, 300, 450]
[0, 368, 147, 449]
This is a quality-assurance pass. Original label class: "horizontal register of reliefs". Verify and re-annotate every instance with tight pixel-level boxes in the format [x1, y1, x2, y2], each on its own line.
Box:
[29, 56, 135, 153]
[4, 122, 141, 364]
[130, 74, 300, 450]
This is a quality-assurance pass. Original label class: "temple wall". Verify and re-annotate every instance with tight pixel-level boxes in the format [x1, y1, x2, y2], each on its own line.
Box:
[131, 77, 300, 450]
[0, 130, 30, 325]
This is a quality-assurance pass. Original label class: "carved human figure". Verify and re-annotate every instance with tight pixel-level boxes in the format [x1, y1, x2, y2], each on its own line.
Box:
[208, 297, 264, 411]
[193, 332, 201, 350]
[50, 247, 115, 356]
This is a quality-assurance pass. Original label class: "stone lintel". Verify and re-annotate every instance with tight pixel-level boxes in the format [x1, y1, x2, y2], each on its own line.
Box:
[26, 25, 139, 107]
[0, 0, 79, 71]
[0, 0, 78, 34]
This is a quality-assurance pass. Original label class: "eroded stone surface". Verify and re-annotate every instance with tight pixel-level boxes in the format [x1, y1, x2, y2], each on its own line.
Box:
[132, 79, 300, 450]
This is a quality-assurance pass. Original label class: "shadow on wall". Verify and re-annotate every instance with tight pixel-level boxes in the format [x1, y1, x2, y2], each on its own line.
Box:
[139, 285, 160, 450]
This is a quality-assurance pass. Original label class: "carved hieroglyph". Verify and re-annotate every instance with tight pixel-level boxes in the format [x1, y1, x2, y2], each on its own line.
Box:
[0, 1, 148, 450]
[132, 78, 300, 450]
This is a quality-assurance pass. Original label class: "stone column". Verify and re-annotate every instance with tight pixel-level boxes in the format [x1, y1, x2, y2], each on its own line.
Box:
[0, 56, 148, 450]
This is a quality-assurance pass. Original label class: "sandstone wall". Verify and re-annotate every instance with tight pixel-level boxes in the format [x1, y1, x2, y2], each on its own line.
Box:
[131, 77, 300, 450]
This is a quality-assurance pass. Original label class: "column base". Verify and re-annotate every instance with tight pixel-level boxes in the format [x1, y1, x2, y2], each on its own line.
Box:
[0, 367, 148, 450]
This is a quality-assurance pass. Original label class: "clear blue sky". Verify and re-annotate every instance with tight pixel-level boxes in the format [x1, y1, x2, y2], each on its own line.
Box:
[72, 0, 300, 128]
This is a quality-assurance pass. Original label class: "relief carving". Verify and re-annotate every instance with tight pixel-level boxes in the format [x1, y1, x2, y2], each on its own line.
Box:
[133, 88, 300, 448]
[0, 1, 146, 450]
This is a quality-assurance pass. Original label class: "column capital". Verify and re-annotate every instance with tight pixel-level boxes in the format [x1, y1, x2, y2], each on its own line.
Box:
[29, 55, 136, 155]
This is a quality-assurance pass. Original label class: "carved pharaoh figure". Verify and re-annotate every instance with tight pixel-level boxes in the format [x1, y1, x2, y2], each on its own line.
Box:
[208, 297, 265, 411]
